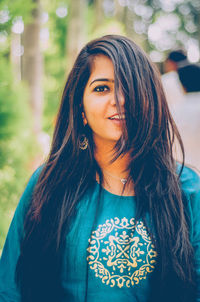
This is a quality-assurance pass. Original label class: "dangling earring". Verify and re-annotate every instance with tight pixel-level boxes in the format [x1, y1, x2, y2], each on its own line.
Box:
[79, 134, 88, 150]
[79, 111, 88, 150]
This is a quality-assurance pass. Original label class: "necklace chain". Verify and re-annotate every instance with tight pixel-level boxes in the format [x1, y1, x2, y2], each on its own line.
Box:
[103, 169, 128, 185]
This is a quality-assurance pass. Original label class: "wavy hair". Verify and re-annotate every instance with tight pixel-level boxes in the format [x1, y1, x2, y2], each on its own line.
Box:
[16, 35, 195, 302]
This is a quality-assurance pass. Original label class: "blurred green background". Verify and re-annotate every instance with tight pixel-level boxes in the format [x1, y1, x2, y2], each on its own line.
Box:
[0, 0, 200, 254]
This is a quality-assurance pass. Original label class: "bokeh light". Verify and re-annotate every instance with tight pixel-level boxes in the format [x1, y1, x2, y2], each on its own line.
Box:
[103, 0, 115, 17]
[41, 12, 49, 24]
[40, 28, 50, 50]
[150, 50, 164, 62]
[134, 20, 146, 35]
[178, 4, 190, 15]
[12, 45, 24, 57]
[134, 4, 153, 20]
[0, 9, 10, 24]
[0, 31, 7, 43]
[11, 17, 24, 34]
[56, 6, 68, 18]
[148, 13, 181, 51]
[118, 0, 128, 7]
[187, 39, 200, 63]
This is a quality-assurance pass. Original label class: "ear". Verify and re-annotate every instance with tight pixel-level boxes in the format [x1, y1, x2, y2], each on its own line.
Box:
[82, 111, 87, 126]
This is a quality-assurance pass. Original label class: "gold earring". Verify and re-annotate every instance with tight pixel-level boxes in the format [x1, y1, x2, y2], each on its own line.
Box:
[79, 134, 88, 150]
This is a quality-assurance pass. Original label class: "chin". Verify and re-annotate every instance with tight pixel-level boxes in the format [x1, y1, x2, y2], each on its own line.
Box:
[93, 132, 122, 144]
[107, 136, 121, 143]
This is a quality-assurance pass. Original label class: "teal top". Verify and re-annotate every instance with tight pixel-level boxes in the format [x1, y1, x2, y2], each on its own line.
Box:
[0, 165, 200, 301]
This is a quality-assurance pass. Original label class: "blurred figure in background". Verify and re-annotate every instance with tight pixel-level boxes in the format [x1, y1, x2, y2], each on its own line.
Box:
[162, 50, 188, 108]
[173, 64, 200, 172]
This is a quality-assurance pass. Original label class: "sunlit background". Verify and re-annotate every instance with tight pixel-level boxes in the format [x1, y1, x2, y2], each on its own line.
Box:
[0, 0, 200, 253]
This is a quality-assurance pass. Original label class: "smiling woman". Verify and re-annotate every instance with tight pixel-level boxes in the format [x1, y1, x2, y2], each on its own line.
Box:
[83, 54, 125, 145]
[0, 35, 200, 302]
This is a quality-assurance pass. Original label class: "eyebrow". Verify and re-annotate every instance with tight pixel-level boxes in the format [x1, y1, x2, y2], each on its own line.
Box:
[89, 78, 114, 87]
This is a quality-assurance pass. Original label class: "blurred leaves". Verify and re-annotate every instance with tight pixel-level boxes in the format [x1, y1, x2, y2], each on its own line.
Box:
[0, 57, 37, 252]
[0, 0, 35, 32]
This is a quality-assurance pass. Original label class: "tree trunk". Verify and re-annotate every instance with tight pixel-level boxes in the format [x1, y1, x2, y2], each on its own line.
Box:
[66, 0, 86, 71]
[22, 0, 43, 136]
[114, 0, 124, 23]
[10, 33, 22, 82]
[123, 6, 147, 50]
[93, 0, 104, 31]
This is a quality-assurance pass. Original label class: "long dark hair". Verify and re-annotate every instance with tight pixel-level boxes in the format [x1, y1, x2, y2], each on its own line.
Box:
[16, 35, 195, 301]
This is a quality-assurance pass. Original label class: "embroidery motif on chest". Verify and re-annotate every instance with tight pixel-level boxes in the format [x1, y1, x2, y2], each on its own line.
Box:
[87, 217, 157, 288]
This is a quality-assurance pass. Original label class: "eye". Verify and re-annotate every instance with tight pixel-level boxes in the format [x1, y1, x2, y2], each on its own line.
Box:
[94, 85, 109, 92]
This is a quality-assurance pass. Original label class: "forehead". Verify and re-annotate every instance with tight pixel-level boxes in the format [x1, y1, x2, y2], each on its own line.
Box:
[89, 54, 114, 79]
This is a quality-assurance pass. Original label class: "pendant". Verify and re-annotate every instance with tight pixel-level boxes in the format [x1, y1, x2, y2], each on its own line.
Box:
[121, 178, 127, 185]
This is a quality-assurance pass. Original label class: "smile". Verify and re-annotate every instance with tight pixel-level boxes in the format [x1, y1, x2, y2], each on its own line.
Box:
[108, 113, 125, 120]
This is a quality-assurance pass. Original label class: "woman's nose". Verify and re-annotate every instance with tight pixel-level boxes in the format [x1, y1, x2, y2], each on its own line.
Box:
[110, 91, 125, 106]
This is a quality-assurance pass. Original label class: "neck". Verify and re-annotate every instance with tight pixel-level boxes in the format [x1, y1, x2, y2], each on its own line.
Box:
[94, 140, 130, 175]
[94, 138, 134, 196]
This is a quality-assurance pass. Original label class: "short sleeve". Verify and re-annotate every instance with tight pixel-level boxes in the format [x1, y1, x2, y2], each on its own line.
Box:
[180, 166, 200, 301]
[0, 167, 42, 302]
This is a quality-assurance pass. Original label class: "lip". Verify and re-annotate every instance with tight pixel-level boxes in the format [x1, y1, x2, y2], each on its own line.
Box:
[108, 113, 125, 119]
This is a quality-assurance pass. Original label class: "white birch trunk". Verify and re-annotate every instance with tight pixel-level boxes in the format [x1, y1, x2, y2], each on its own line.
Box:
[22, 0, 43, 136]
[66, 0, 86, 71]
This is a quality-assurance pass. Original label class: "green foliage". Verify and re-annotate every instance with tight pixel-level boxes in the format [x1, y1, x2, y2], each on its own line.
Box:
[0, 0, 35, 32]
[0, 60, 20, 149]
[143, 0, 200, 49]
[0, 57, 36, 253]
[42, 1, 69, 134]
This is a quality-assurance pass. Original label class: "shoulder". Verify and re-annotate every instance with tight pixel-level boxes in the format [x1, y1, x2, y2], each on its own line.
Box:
[0, 166, 44, 246]
[177, 166, 200, 248]
[177, 164, 200, 195]
[162, 71, 177, 80]
[25, 165, 43, 191]
[15, 165, 44, 218]
[161, 71, 180, 85]
[21, 165, 43, 200]
[177, 164, 200, 235]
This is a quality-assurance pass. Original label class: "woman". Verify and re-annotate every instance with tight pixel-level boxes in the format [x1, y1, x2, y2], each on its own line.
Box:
[172, 63, 200, 170]
[0, 35, 199, 302]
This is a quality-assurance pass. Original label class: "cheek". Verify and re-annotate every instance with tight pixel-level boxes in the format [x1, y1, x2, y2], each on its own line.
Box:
[83, 98, 105, 124]
[85, 107, 100, 126]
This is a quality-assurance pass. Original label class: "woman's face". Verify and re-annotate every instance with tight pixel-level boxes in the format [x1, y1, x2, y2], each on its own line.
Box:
[83, 55, 125, 146]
